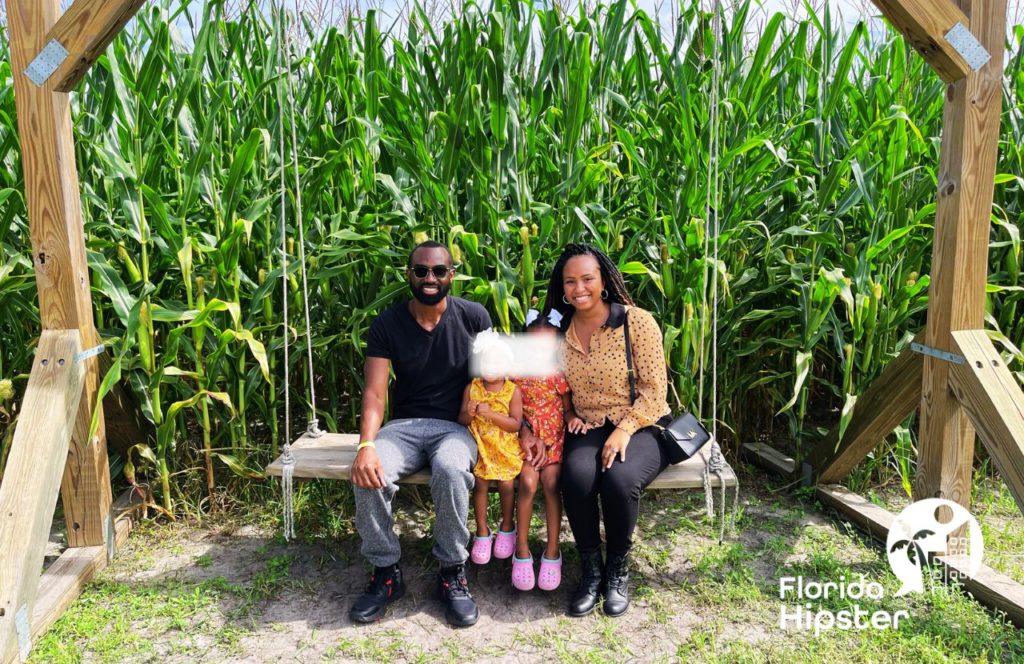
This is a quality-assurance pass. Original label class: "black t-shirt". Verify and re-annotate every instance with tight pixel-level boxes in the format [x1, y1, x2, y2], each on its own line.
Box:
[365, 296, 492, 422]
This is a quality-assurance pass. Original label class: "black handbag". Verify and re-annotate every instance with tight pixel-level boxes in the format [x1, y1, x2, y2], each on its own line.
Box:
[623, 311, 712, 464]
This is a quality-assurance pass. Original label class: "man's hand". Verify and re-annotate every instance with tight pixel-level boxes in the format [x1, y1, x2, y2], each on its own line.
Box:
[520, 428, 546, 470]
[352, 447, 386, 489]
[601, 427, 631, 471]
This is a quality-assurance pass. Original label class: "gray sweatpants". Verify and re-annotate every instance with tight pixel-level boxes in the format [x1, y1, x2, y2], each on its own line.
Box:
[354, 418, 477, 567]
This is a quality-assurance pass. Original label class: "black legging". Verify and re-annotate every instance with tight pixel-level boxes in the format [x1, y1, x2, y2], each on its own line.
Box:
[560, 421, 669, 556]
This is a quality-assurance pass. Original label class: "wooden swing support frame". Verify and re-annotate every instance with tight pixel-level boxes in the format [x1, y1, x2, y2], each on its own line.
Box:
[0, 0, 1021, 660]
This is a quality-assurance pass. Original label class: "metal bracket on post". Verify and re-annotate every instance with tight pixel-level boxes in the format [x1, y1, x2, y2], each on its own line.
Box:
[944, 23, 991, 72]
[15, 604, 30, 662]
[911, 342, 966, 365]
[24, 40, 69, 87]
[74, 344, 105, 364]
[104, 513, 115, 563]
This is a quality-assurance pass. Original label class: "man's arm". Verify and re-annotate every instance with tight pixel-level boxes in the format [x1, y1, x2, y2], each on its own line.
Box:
[458, 384, 475, 426]
[352, 356, 390, 489]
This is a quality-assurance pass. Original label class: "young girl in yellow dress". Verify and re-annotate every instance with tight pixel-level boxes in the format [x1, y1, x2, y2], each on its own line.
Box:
[459, 330, 523, 564]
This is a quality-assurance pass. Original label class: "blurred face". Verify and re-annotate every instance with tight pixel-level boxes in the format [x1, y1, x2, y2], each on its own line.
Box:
[527, 324, 558, 337]
[562, 254, 605, 313]
[479, 347, 511, 381]
[407, 246, 454, 305]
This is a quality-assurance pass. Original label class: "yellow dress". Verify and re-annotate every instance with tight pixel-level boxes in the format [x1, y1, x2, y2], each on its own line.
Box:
[470, 378, 523, 480]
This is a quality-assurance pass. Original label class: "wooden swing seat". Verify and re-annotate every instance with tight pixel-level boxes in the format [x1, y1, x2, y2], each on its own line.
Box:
[266, 432, 737, 489]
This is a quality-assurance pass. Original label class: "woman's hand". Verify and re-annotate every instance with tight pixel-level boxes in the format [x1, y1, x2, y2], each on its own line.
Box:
[566, 413, 588, 434]
[601, 427, 631, 470]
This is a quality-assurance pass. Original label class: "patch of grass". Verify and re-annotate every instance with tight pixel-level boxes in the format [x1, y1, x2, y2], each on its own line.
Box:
[675, 622, 722, 660]
[30, 577, 233, 663]
[322, 629, 423, 662]
[232, 554, 301, 616]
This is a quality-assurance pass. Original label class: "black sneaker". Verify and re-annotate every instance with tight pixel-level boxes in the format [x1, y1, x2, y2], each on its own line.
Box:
[349, 564, 406, 623]
[437, 564, 479, 627]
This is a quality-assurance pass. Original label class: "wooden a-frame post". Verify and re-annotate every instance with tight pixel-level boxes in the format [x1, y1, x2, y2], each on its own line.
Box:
[797, 0, 1024, 626]
[0, 1, 147, 661]
[808, 0, 1024, 518]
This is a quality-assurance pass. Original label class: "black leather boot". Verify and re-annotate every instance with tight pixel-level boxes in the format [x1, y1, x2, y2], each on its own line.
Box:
[568, 547, 604, 617]
[437, 564, 479, 627]
[603, 550, 630, 617]
[349, 563, 406, 623]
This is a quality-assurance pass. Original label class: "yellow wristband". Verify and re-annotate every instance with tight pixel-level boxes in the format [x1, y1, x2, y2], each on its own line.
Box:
[357, 441, 376, 451]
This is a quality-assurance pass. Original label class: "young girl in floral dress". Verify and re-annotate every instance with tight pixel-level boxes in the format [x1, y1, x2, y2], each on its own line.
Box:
[460, 331, 524, 566]
[511, 309, 583, 591]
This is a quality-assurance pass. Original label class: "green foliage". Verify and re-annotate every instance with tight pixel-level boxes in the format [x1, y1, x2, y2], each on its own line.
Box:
[1, 1, 1023, 510]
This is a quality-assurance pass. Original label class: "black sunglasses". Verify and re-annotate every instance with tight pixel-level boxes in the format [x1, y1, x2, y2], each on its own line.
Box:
[410, 264, 452, 279]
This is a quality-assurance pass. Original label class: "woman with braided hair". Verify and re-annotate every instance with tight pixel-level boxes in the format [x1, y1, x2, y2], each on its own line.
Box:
[545, 243, 671, 618]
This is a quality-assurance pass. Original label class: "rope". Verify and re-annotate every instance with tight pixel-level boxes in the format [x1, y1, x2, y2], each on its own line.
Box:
[272, 1, 322, 540]
[701, 0, 738, 541]
[274, 0, 295, 541]
[282, 14, 322, 440]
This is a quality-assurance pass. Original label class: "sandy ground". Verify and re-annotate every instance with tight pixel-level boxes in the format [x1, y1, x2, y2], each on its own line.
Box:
[35, 469, 1024, 663]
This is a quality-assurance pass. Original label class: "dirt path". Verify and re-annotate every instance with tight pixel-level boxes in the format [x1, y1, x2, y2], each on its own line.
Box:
[32, 470, 1024, 663]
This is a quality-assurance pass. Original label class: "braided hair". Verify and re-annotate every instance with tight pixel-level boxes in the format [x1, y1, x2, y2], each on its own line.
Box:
[544, 243, 634, 329]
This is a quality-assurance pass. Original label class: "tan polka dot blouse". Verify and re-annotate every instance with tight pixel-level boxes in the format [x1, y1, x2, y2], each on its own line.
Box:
[562, 303, 670, 436]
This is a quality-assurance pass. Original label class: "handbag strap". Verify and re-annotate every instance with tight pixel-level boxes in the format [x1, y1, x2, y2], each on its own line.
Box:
[622, 308, 637, 405]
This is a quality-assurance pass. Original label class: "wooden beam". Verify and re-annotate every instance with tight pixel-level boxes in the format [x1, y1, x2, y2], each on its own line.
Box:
[741, 443, 796, 477]
[949, 330, 1024, 513]
[807, 337, 923, 484]
[816, 483, 895, 537]
[869, 0, 974, 83]
[32, 0, 148, 93]
[936, 554, 1024, 627]
[28, 488, 146, 651]
[0, 330, 84, 664]
[817, 484, 1024, 627]
[8, 0, 113, 547]
[915, 0, 1006, 510]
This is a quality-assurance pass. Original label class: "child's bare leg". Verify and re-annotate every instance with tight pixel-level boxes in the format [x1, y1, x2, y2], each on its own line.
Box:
[473, 477, 490, 537]
[497, 479, 516, 533]
[540, 464, 562, 559]
[516, 465, 540, 558]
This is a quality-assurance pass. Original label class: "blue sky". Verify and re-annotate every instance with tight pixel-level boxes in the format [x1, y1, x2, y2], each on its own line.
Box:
[156, 0, 1021, 44]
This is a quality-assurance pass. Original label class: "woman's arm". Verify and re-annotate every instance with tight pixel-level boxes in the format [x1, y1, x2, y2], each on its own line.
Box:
[616, 308, 669, 436]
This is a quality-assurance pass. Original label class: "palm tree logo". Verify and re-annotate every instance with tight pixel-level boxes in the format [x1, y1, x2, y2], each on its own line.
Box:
[886, 499, 983, 597]
[889, 528, 935, 569]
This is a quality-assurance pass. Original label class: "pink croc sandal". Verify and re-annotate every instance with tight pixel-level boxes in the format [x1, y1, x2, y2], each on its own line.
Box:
[538, 554, 562, 591]
[471, 531, 493, 565]
[511, 555, 535, 591]
[494, 529, 516, 559]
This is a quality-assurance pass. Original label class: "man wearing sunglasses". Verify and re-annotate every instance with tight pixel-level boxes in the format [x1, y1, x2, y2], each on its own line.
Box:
[350, 240, 492, 627]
